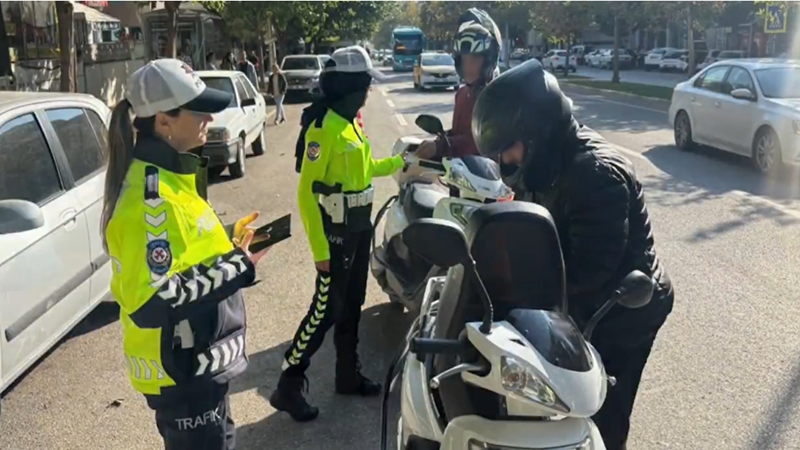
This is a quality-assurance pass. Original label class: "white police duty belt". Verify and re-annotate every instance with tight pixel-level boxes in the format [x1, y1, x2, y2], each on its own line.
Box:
[319, 186, 374, 224]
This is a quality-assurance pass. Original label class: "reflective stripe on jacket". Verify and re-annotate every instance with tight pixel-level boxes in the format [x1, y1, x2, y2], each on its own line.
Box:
[106, 137, 254, 396]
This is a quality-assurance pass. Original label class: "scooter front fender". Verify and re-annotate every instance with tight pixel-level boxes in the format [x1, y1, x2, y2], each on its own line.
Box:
[400, 352, 444, 445]
[440, 415, 604, 450]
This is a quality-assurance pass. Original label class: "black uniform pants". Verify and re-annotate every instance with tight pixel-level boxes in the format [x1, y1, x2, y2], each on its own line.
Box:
[283, 228, 372, 374]
[147, 383, 235, 450]
[592, 324, 660, 450]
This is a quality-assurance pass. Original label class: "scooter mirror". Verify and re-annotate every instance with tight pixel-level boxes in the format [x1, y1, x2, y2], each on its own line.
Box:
[415, 114, 445, 135]
[402, 218, 472, 268]
[612, 270, 654, 309]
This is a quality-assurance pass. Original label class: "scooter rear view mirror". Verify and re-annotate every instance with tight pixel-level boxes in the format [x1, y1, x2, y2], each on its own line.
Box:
[415, 114, 445, 135]
[613, 270, 654, 309]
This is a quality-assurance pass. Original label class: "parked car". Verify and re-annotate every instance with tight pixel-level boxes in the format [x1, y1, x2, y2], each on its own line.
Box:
[413, 52, 459, 91]
[543, 49, 577, 72]
[570, 44, 595, 65]
[659, 50, 689, 72]
[644, 47, 679, 71]
[0, 92, 111, 393]
[585, 49, 606, 68]
[669, 59, 800, 175]
[197, 71, 268, 179]
[280, 54, 328, 99]
[598, 48, 633, 69]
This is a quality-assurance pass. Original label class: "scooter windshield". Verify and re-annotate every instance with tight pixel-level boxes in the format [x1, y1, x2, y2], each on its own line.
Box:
[505, 308, 593, 372]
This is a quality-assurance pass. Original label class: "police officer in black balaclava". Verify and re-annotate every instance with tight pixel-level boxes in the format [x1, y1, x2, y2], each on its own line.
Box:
[472, 59, 675, 450]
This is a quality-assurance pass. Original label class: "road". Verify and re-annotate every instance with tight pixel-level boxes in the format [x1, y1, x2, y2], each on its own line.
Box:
[3, 68, 800, 450]
[574, 66, 688, 88]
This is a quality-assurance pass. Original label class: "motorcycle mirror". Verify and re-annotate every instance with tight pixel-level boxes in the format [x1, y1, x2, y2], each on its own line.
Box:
[415, 114, 445, 135]
[402, 218, 472, 268]
[612, 270, 654, 309]
[582, 270, 654, 342]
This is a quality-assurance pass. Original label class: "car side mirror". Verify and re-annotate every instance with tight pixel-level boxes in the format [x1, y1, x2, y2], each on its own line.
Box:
[731, 88, 755, 101]
[402, 218, 471, 268]
[241, 97, 257, 107]
[0, 200, 45, 235]
[415, 114, 444, 135]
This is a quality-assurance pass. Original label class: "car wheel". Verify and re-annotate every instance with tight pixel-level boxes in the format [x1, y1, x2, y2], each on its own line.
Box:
[752, 127, 782, 175]
[208, 166, 225, 178]
[229, 137, 246, 179]
[673, 111, 695, 151]
[251, 122, 266, 156]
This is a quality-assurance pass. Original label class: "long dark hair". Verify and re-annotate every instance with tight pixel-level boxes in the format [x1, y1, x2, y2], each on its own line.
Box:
[101, 101, 180, 252]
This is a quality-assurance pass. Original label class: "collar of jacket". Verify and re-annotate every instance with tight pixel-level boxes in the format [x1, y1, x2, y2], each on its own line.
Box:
[133, 135, 210, 199]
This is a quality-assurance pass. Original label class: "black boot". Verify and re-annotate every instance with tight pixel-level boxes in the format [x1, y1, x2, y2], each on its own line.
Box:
[269, 370, 319, 422]
[335, 358, 382, 397]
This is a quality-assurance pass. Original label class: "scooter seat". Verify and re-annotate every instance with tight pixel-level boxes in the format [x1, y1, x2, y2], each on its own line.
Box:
[403, 183, 448, 222]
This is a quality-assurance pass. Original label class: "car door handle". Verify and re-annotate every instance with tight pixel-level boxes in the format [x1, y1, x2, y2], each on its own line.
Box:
[60, 208, 78, 229]
[690, 96, 696, 102]
[714, 101, 721, 107]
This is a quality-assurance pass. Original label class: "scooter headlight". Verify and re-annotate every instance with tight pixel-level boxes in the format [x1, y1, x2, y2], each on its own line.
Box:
[468, 437, 594, 450]
[500, 356, 570, 413]
[445, 170, 476, 193]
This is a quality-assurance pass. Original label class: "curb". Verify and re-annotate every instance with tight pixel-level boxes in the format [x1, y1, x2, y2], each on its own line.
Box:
[561, 80, 671, 103]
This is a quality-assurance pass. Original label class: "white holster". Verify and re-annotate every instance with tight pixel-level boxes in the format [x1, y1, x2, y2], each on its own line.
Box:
[318, 186, 374, 225]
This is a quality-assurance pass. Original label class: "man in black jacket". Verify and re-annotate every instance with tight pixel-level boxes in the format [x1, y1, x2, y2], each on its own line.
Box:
[471, 59, 674, 450]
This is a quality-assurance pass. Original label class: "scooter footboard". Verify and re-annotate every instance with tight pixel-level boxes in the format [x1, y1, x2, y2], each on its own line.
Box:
[440, 415, 604, 450]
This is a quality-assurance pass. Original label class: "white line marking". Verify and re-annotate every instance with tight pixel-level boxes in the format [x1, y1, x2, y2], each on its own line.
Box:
[569, 92, 668, 114]
[386, 99, 395, 108]
[266, 110, 275, 119]
[395, 113, 407, 126]
[381, 88, 388, 97]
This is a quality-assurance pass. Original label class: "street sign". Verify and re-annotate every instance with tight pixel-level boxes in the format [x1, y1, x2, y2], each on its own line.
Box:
[765, 3, 788, 34]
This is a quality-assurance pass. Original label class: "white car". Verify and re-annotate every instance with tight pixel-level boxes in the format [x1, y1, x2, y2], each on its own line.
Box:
[197, 71, 268, 179]
[585, 50, 606, 68]
[659, 50, 689, 72]
[598, 48, 633, 69]
[644, 47, 679, 71]
[0, 92, 111, 393]
[413, 52, 459, 90]
[543, 50, 576, 72]
[669, 59, 800, 175]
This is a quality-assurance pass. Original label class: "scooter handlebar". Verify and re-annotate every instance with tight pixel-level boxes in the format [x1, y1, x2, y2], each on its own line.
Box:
[410, 337, 465, 355]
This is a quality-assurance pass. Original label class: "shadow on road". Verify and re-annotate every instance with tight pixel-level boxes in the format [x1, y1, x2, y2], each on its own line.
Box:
[232, 302, 415, 450]
[747, 354, 800, 450]
[396, 102, 455, 116]
[640, 145, 800, 241]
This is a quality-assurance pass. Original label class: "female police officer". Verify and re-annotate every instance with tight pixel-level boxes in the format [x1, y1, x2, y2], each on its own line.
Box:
[270, 46, 407, 422]
[102, 59, 271, 449]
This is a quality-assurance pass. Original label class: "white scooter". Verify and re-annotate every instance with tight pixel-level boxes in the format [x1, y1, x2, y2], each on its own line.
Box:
[371, 114, 513, 314]
[379, 201, 655, 450]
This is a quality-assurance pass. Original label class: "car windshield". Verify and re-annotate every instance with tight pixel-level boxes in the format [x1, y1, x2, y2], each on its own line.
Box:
[421, 54, 454, 66]
[653, 49, 667, 55]
[282, 57, 320, 71]
[199, 77, 237, 108]
[555, 51, 567, 56]
[755, 67, 800, 98]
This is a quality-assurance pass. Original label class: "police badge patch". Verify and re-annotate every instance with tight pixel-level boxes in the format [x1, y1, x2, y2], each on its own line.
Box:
[307, 141, 321, 162]
[146, 239, 172, 275]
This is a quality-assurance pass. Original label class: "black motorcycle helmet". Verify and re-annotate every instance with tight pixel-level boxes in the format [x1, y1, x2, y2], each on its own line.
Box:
[453, 8, 502, 82]
[471, 59, 575, 186]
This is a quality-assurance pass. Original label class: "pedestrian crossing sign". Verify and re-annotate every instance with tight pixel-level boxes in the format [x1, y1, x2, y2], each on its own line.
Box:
[765, 3, 787, 34]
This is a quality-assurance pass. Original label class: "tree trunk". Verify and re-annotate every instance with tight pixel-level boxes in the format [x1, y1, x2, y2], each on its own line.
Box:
[687, 4, 695, 77]
[612, 15, 620, 84]
[258, 41, 266, 88]
[0, 6, 12, 77]
[56, 1, 75, 92]
[165, 1, 180, 59]
[562, 36, 569, 78]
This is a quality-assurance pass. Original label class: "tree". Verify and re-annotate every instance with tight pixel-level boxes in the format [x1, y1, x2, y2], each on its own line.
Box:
[373, 1, 420, 48]
[529, 1, 594, 76]
[55, 1, 76, 92]
[0, 4, 12, 78]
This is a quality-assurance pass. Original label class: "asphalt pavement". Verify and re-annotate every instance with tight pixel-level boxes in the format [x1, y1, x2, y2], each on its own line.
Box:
[3, 69, 800, 450]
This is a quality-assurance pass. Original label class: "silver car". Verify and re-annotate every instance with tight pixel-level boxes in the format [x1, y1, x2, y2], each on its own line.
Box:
[669, 59, 800, 175]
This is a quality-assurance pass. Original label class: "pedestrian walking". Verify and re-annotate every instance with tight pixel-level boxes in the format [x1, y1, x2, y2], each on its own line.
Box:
[268, 63, 287, 124]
